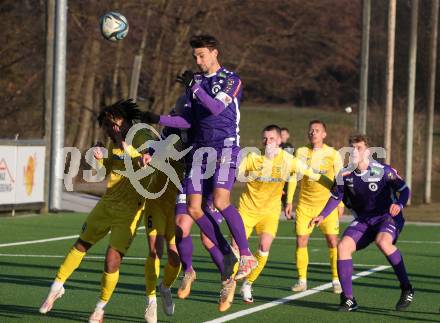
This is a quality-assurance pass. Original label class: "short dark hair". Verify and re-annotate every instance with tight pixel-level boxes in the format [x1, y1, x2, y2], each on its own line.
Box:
[349, 134, 370, 147]
[262, 124, 281, 135]
[97, 99, 140, 127]
[189, 34, 219, 51]
[309, 119, 327, 130]
[280, 127, 289, 133]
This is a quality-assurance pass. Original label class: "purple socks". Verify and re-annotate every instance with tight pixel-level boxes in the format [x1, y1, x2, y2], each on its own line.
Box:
[195, 215, 231, 255]
[337, 259, 353, 298]
[220, 204, 251, 256]
[207, 245, 225, 276]
[176, 235, 193, 272]
[386, 249, 411, 290]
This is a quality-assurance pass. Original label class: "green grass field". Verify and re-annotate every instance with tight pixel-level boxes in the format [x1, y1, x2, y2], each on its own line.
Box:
[0, 213, 439, 322]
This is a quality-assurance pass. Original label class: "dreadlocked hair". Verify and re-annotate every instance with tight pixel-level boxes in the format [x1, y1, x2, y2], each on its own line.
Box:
[97, 99, 141, 127]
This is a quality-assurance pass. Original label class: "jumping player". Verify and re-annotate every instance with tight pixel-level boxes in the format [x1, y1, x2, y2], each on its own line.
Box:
[39, 100, 152, 323]
[141, 34, 256, 311]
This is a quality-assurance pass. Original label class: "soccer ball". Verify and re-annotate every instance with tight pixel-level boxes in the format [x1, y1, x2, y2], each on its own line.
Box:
[99, 12, 129, 42]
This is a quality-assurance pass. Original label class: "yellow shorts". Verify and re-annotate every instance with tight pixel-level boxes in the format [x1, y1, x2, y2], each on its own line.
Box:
[239, 208, 279, 238]
[80, 199, 143, 255]
[295, 205, 339, 236]
[144, 191, 177, 245]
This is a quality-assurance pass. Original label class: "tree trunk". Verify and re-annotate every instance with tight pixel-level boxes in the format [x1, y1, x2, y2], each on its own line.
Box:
[74, 39, 101, 150]
[66, 36, 91, 146]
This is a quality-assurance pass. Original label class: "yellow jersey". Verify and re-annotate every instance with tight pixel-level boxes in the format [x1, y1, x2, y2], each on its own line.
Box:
[99, 129, 154, 207]
[287, 144, 342, 208]
[238, 149, 317, 216]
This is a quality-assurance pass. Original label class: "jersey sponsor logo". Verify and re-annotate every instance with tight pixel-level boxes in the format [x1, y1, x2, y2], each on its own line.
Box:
[370, 167, 382, 176]
[368, 183, 378, 191]
[212, 84, 221, 94]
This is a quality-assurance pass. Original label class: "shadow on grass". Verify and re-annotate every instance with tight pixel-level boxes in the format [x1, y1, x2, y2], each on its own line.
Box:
[0, 304, 144, 322]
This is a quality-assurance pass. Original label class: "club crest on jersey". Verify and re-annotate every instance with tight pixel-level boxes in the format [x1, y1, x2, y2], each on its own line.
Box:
[368, 183, 378, 191]
[212, 84, 221, 94]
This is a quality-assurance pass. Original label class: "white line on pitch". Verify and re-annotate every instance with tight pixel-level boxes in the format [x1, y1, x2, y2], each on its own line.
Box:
[1, 230, 438, 248]
[0, 235, 80, 248]
[0, 227, 147, 248]
[0, 253, 146, 260]
[204, 265, 390, 323]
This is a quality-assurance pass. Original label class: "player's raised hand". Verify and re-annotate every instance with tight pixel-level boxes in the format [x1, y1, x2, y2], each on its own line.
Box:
[389, 203, 402, 216]
[176, 70, 195, 88]
[139, 153, 152, 168]
[309, 215, 324, 228]
[93, 143, 104, 160]
[284, 203, 293, 220]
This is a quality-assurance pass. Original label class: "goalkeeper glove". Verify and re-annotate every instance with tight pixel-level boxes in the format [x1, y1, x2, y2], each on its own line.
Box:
[140, 111, 160, 124]
[176, 70, 195, 88]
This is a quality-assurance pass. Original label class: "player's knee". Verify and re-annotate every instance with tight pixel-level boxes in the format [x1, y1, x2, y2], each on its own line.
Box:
[75, 239, 92, 252]
[105, 253, 122, 272]
[326, 235, 338, 248]
[375, 236, 392, 252]
[149, 249, 162, 259]
[213, 198, 228, 211]
[296, 235, 309, 248]
[187, 205, 203, 219]
[337, 239, 354, 257]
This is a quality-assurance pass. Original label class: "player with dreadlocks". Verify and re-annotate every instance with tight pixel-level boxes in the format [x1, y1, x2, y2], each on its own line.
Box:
[39, 99, 154, 323]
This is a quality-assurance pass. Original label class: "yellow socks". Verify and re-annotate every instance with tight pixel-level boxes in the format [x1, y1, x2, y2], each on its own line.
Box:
[55, 247, 86, 283]
[162, 262, 181, 288]
[100, 270, 119, 302]
[328, 247, 338, 281]
[145, 256, 160, 297]
[296, 247, 309, 280]
[247, 250, 269, 284]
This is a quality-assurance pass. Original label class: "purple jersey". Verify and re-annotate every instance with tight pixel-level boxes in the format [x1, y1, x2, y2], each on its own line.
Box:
[329, 161, 409, 221]
[181, 67, 242, 148]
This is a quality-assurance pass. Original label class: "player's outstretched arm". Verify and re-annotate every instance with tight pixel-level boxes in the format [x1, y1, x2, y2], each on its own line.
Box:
[140, 111, 191, 129]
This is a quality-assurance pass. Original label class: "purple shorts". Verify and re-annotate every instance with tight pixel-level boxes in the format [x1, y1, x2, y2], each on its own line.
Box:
[343, 214, 404, 251]
[186, 146, 239, 196]
[175, 177, 223, 224]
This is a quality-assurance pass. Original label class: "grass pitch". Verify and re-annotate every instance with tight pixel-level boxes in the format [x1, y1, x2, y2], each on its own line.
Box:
[0, 212, 439, 322]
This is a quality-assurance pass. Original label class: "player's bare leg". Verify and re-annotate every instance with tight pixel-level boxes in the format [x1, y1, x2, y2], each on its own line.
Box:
[39, 239, 91, 314]
[89, 247, 123, 323]
[292, 234, 309, 292]
[375, 232, 414, 311]
[325, 234, 341, 294]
